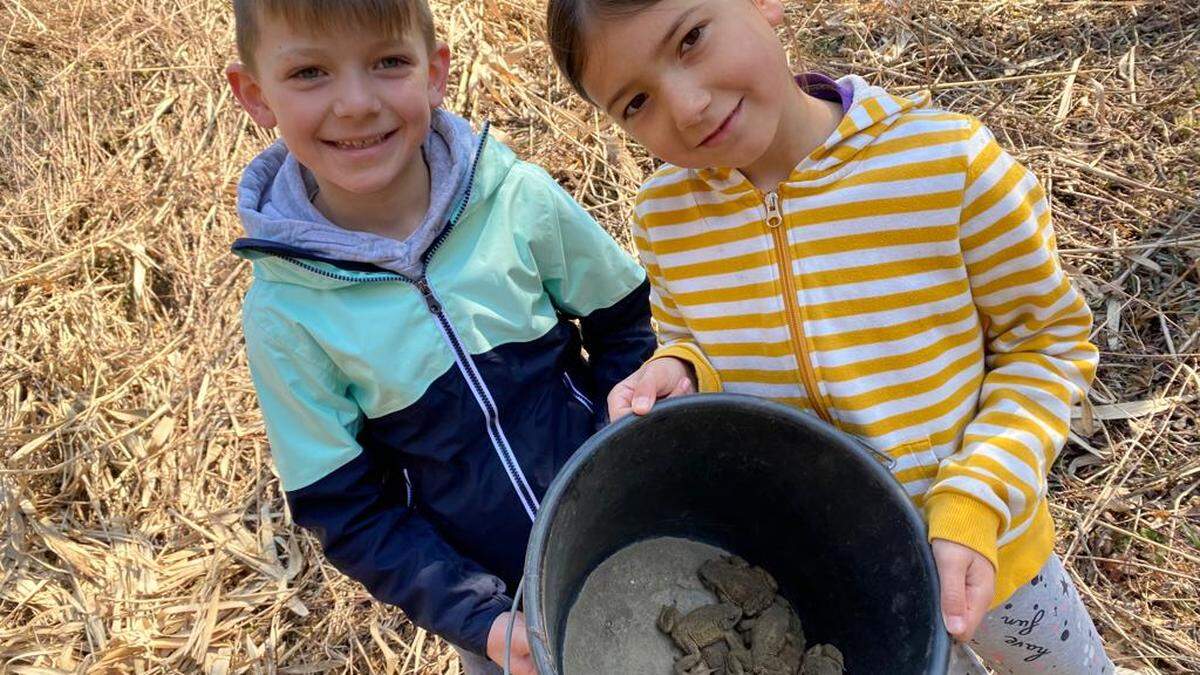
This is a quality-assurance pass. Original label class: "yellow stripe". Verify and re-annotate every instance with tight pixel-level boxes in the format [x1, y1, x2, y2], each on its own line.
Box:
[838, 372, 984, 437]
[787, 192, 961, 227]
[827, 349, 980, 411]
[977, 278, 1071, 317]
[682, 312, 787, 332]
[673, 280, 780, 306]
[787, 156, 964, 197]
[819, 325, 980, 382]
[703, 340, 796, 358]
[645, 219, 767, 255]
[809, 303, 977, 352]
[660, 249, 777, 282]
[642, 195, 758, 227]
[803, 278, 970, 320]
[797, 254, 963, 290]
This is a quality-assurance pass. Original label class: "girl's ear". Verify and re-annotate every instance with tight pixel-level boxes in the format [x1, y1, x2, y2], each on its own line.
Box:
[227, 63, 278, 129]
[752, 0, 785, 27]
[427, 41, 452, 109]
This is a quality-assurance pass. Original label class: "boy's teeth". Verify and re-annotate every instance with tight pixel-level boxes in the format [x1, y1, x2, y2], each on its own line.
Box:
[335, 134, 385, 149]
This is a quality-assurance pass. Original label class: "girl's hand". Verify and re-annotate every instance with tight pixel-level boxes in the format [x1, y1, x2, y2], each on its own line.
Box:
[607, 357, 697, 422]
[486, 611, 535, 675]
[932, 539, 996, 642]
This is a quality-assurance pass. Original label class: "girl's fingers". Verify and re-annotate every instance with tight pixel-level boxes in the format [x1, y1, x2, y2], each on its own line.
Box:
[631, 370, 660, 414]
[607, 378, 638, 421]
[962, 558, 996, 642]
[932, 544, 969, 638]
[668, 373, 695, 398]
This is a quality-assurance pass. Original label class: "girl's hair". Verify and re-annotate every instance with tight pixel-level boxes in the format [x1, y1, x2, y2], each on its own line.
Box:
[545, 0, 661, 103]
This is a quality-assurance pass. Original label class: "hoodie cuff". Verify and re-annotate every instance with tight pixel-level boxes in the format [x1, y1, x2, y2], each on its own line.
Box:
[651, 344, 722, 393]
[457, 594, 514, 657]
[925, 492, 1002, 572]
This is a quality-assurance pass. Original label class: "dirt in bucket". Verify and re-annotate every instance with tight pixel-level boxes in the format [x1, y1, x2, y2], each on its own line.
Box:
[561, 536, 845, 674]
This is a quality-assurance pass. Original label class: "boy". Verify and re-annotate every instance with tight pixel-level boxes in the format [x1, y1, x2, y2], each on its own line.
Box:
[226, 2, 655, 672]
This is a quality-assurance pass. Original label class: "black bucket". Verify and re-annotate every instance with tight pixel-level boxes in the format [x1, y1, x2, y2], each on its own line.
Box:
[523, 394, 950, 674]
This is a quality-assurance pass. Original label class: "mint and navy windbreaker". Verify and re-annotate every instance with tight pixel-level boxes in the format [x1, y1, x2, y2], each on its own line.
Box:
[231, 130, 654, 654]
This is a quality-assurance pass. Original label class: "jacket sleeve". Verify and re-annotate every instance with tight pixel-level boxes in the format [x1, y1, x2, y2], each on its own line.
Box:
[243, 306, 511, 654]
[629, 208, 722, 392]
[524, 165, 658, 397]
[924, 120, 1098, 570]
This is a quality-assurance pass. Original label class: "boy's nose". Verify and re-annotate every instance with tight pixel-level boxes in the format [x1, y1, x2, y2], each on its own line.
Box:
[333, 76, 382, 118]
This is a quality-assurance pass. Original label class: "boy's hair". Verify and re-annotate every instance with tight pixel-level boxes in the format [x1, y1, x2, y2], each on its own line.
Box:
[234, 0, 437, 70]
[546, 0, 660, 103]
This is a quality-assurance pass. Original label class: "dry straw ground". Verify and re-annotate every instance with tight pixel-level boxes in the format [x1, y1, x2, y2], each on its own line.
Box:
[2, 0, 1197, 672]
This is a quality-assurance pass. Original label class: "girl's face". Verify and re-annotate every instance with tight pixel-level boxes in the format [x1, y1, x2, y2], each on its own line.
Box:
[578, 0, 795, 172]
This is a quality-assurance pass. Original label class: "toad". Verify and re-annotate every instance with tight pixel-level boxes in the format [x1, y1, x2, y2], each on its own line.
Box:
[658, 603, 748, 675]
[738, 602, 805, 675]
[799, 644, 844, 675]
[698, 555, 779, 617]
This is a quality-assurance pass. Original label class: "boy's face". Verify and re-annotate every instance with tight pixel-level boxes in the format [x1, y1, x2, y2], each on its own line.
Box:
[228, 13, 449, 199]
[578, 0, 793, 172]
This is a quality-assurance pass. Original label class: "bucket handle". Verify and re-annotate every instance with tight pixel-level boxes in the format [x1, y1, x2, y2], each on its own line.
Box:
[855, 439, 897, 470]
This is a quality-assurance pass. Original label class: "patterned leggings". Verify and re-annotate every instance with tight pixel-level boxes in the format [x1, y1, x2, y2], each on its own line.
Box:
[952, 554, 1114, 674]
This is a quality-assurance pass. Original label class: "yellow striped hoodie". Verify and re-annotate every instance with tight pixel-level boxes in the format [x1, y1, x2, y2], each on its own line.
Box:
[632, 75, 1098, 606]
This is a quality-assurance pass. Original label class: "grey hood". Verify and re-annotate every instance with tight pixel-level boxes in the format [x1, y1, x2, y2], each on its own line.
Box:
[236, 108, 478, 278]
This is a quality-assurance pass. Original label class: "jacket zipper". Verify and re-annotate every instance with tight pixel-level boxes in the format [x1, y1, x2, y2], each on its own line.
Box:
[271, 123, 540, 522]
[414, 277, 540, 520]
[561, 372, 595, 414]
[763, 190, 833, 425]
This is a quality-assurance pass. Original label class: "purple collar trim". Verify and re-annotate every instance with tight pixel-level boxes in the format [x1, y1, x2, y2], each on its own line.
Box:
[796, 72, 853, 112]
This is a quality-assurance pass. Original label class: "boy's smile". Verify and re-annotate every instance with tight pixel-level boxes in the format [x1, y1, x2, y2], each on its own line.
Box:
[228, 13, 450, 237]
[579, 0, 839, 188]
[325, 130, 396, 151]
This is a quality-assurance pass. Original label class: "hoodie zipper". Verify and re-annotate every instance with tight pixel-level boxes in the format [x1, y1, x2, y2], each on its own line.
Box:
[762, 189, 833, 425]
[271, 124, 540, 522]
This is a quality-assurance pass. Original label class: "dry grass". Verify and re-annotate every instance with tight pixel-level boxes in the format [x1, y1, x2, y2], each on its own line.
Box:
[2, 0, 1198, 672]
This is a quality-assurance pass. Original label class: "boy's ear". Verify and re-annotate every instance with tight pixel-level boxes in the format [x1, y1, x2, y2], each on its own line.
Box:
[227, 63, 278, 129]
[751, 0, 785, 26]
[426, 41, 452, 109]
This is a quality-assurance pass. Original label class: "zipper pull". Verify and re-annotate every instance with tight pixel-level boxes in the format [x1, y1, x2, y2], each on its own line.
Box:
[415, 278, 442, 313]
[764, 191, 783, 228]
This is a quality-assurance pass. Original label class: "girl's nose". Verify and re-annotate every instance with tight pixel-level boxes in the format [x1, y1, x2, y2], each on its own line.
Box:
[332, 75, 382, 118]
[666, 84, 711, 131]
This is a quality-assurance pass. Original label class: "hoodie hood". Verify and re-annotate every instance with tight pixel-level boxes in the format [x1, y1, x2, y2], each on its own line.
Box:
[235, 108, 478, 279]
[811, 74, 930, 163]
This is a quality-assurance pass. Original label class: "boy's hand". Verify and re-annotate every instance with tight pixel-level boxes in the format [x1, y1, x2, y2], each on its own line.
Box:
[486, 611, 535, 675]
[608, 357, 697, 422]
[932, 539, 995, 642]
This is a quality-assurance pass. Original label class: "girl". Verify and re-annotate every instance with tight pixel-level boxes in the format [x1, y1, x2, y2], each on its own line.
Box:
[545, 0, 1114, 672]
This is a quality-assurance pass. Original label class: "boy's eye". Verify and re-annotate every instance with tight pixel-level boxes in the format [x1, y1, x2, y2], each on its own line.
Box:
[623, 93, 648, 119]
[681, 25, 704, 52]
[377, 55, 411, 69]
[291, 66, 324, 81]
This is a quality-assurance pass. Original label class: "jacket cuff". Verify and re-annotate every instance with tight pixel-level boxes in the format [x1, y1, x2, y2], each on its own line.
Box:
[651, 344, 722, 393]
[457, 594, 514, 657]
[925, 492, 1002, 572]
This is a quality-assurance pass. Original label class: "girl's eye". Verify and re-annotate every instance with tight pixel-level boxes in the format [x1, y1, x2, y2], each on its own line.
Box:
[623, 93, 648, 119]
[681, 25, 704, 51]
[378, 56, 410, 69]
[291, 67, 323, 81]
